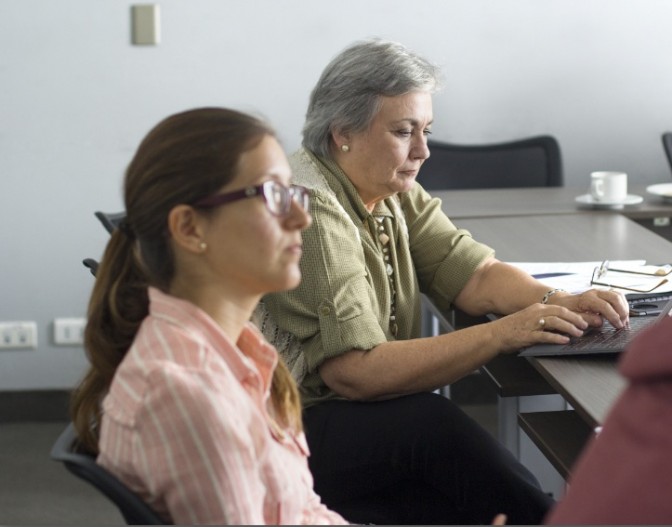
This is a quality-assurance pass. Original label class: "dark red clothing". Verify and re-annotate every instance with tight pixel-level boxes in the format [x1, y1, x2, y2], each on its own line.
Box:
[546, 316, 672, 525]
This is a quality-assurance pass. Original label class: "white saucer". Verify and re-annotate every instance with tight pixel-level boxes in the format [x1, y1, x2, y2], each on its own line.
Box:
[575, 194, 643, 208]
[646, 183, 672, 203]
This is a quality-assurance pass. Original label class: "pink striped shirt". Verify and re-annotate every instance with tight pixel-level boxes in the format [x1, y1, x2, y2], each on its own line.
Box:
[97, 287, 347, 525]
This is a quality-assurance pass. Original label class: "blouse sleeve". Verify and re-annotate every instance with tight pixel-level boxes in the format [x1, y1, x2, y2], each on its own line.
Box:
[402, 184, 495, 312]
[134, 364, 268, 525]
[133, 363, 348, 525]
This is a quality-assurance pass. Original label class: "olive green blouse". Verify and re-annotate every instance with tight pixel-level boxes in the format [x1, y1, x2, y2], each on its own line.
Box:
[262, 148, 494, 407]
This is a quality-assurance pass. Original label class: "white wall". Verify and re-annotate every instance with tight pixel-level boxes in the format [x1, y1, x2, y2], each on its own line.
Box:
[2, 0, 672, 390]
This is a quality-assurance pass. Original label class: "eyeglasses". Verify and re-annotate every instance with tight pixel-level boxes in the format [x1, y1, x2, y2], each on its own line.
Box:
[194, 180, 310, 216]
[590, 259, 610, 285]
[590, 258, 669, 292]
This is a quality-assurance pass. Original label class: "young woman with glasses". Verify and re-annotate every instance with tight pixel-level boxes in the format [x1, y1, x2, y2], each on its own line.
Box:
[70, 107, 347, 525]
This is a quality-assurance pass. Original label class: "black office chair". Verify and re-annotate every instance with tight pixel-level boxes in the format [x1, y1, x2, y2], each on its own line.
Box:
[95, 211, 126, 234]
[82, 258, 99, 276]
[662, 132, 672, 173]
[416, 135, 563, 190]
[82, 211, 126, 276]
[50, 423, 167, 525]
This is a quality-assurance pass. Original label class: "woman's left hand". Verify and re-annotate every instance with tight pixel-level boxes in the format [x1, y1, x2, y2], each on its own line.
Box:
[549, 288, 629, 329]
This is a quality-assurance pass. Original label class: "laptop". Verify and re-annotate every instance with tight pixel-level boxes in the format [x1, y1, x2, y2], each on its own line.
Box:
[626, 291, 672, 316]
[519, 297, 672, 357]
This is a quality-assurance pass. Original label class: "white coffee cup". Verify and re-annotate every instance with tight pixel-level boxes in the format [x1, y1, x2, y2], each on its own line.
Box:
[590, 171, 628, 202]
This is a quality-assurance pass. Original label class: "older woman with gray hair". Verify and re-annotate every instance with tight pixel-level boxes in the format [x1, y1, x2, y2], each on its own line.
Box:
[259, 39, 628, 525]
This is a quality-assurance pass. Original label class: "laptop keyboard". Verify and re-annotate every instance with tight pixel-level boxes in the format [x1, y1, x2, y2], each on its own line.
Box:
[564, 316, 655, 352]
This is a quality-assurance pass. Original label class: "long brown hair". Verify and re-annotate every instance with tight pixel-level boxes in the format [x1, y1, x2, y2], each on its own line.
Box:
[71, 108, 303, 453]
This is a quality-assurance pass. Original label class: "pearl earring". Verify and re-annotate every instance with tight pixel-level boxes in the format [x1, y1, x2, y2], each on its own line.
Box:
[341, 144, 350, 152]
[199, 241, 208, 251]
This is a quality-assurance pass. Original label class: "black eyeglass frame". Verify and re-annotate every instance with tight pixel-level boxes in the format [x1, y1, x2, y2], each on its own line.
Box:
[193, 180, 310, 217]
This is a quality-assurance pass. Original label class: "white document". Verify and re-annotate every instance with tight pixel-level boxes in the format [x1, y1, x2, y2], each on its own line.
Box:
[592, 269, 670, 293]
[505, 260, 672, 294]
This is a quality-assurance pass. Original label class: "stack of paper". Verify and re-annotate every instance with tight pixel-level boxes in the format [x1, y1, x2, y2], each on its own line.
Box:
[508, 260, 672, 294]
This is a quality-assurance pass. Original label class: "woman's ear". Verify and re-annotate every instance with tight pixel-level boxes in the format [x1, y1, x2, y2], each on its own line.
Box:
[167, 205, 206, 254]
[331, 128, 351, 152]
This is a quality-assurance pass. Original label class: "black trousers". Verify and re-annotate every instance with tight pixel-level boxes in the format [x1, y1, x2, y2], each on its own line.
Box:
[303, 392, 554, 525]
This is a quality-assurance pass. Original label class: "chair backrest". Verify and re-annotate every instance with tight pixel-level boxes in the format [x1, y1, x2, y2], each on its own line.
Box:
[662, 132, 672, 173]
[416, 135, 563, 190]
[94, 211, 126, 234]
[50, 423, 166, 525]
[83, 211, 126, 276]
[82, 258, 99, 276]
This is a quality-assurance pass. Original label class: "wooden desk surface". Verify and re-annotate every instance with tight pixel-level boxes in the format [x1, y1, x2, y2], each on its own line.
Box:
[433, 184, 672, 220]
[457, 213, 672, 263]
[530, 357, 626, 428]
[456, 213, 672, 425]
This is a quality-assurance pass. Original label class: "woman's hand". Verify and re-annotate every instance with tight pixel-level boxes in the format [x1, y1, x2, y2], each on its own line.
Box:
[492, 513, 507, 525]
[490, 303, 589, 353]
[489, 288, 629, 354]
[548, 288, 629, 329]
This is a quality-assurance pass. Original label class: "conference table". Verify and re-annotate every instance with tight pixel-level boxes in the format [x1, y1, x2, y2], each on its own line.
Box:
[434, 183, 672, 220]
[424, 185, 672, 479]
[436, 183, 672, 242]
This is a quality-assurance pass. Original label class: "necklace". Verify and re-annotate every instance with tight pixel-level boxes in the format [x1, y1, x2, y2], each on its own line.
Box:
[375, 216, 398, 337]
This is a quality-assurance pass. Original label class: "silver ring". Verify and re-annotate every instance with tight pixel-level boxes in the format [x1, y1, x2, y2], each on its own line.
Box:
[539, 317, 546, 328]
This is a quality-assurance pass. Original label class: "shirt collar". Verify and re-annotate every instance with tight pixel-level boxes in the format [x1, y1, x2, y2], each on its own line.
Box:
[147, 287, 278, 393]
[310, 150, 396, 221]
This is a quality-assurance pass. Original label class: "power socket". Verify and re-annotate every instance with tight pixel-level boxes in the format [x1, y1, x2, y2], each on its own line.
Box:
[53, 318, 86, 346]
[131, 4, 161, 45]
[0, 321, 38, 350]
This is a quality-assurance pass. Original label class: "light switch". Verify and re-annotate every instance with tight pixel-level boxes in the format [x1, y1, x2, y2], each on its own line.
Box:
[132, 4, 161, 46]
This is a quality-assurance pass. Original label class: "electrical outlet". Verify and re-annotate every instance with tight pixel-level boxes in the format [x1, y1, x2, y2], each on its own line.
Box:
[132, 4, 161, 45]
[0, 321, 38, 350]
[54, 318, 86, 346]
